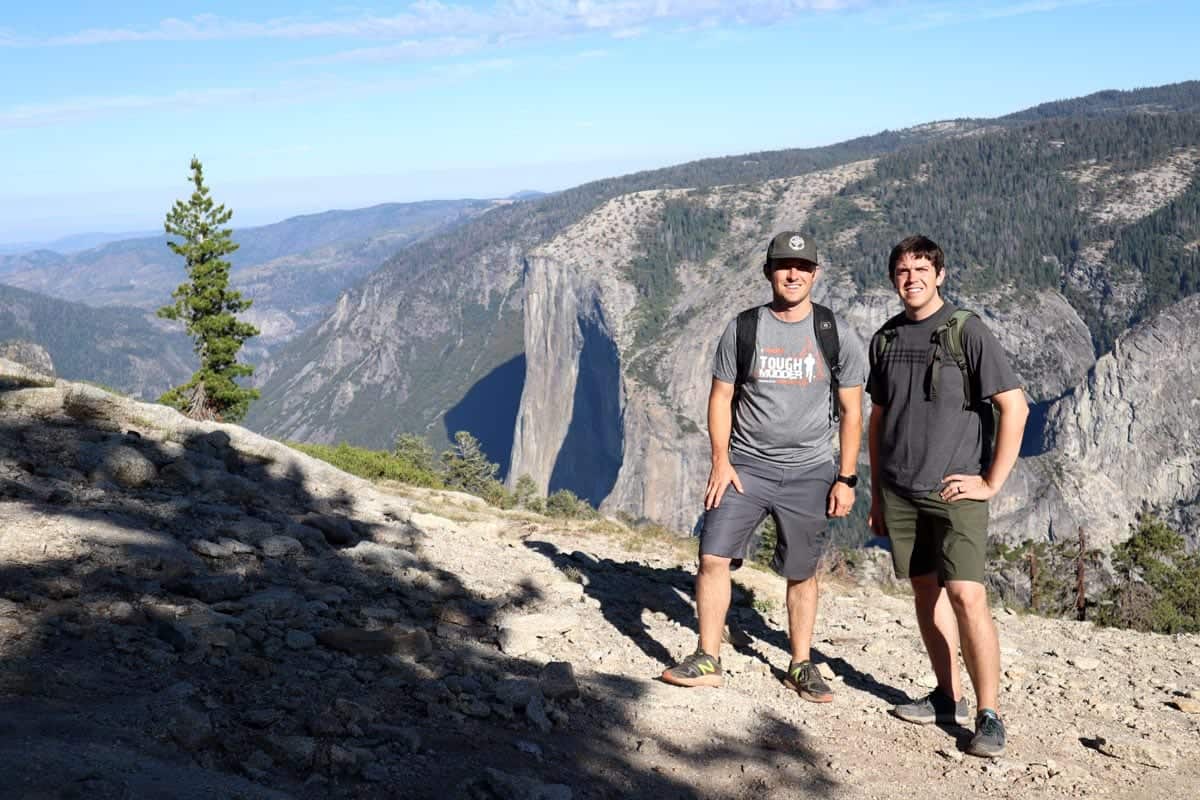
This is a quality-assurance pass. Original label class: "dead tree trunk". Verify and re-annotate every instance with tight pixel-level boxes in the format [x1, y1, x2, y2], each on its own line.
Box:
[186, 381, 220, 422]
[1029, 548, 1039, 613]
[1075, 527, 1087, 621]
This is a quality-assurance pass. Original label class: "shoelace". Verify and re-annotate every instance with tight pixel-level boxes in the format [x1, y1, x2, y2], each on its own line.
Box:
[978, 713, 1003, 736]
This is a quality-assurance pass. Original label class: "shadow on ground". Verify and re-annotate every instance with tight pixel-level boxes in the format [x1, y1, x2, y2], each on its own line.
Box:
[0, 405, 840, 799]
[523, 539, 907, 708]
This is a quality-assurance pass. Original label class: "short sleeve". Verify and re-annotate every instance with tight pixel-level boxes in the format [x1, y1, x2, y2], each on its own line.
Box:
[835, 314, 868, 388]
[963, 316, 1021, 400]
[712, 317, 738, 384]
[866, 331, 886, 404]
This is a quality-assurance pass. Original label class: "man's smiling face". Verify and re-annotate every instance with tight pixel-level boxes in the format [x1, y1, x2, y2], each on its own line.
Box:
[892, 253, 945, 317]
[767, 258, 818, 308]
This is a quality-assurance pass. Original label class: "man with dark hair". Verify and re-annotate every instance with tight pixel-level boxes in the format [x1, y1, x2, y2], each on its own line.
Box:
[662, 231, 867, 702]
[867, 234, 1028, 758]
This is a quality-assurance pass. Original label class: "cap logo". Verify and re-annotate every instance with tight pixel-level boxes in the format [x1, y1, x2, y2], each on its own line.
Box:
[789, 235, 805, 251]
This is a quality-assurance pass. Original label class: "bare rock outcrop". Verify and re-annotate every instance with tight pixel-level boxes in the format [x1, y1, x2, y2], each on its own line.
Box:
[952, 288, 1095, 403]
[1026, 293, 1200, 549]
[0, 340, 55, 377]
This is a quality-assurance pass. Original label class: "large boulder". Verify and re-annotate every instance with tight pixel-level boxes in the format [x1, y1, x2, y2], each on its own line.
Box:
[0, 340, 55, 377]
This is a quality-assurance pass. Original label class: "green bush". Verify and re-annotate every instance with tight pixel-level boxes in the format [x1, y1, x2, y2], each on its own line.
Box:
[545, 489, 594, 519]
[1095, 516, 1200, 634]
[289, 441, 443, 488]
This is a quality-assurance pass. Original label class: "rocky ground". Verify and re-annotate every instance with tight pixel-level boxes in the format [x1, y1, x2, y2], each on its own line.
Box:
[0, 358, 1197, 799]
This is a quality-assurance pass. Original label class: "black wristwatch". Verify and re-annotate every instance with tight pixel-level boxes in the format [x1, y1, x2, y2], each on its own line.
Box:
[835, 474, 858, 488]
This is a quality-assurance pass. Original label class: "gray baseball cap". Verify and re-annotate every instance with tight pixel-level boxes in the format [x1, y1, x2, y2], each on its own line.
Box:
[766, 231, 819, 264]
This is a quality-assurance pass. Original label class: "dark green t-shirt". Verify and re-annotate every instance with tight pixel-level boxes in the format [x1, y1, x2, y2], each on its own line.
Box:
[867, 302, 1020, 497]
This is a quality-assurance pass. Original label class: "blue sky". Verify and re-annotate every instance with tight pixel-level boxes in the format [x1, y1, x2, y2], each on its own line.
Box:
[0, 0, 1196, 243]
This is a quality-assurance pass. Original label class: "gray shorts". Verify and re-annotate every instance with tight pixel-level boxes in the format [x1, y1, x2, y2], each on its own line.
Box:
[699, 453, 834, 580]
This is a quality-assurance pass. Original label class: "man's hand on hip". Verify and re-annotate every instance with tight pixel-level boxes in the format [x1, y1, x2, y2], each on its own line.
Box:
[705, 460, 743, 510]
[940, 473, 995, 502]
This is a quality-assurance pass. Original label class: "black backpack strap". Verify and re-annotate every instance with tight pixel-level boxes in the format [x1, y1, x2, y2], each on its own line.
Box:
[734, 306, 761, 396]
[812, 303, 841, 422]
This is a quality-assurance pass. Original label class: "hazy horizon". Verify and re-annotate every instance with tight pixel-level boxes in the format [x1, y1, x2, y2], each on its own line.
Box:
[2, 1, 1197, 244]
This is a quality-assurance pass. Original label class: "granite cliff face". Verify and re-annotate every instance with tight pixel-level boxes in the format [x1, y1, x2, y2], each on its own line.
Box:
[1001, 293, 1200, 550]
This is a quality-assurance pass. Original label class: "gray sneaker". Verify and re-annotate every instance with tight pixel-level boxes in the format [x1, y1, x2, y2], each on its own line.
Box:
[661, 649, 723, 687]
[784, 660, 833, 703]
[966, 709, 1006, 758]
[890, 688, 970, 725]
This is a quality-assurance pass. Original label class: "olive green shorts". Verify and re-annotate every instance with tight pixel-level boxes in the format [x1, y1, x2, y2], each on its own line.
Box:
[881, 482, 989, 584]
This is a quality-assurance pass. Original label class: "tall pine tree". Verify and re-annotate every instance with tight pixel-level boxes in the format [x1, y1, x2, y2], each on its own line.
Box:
[158, 157, 260, 422]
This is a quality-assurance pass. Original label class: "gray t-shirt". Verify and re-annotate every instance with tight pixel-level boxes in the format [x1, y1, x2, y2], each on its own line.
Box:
[713, 305, 868, 468]
[867, 302, 1021, 497]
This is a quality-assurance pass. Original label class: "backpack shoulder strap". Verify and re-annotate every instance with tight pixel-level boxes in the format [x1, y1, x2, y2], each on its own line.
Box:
[932, 308, 978, 408]
[871, 313, 903, 366]
[734, 306, 761, 390]
[811, 303, 841, 422]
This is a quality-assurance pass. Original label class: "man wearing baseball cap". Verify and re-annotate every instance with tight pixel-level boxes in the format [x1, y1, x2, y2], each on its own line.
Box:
[662, 231, 867, 701]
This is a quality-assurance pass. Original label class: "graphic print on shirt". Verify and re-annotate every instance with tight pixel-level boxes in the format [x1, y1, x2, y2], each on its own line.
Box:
[755, 338, 824, 386]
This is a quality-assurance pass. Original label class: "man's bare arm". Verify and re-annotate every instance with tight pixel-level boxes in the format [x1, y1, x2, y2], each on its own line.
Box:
[828, 385, 863, 517]
[705, 378, 743, 509]
[867, 402, 888, 535]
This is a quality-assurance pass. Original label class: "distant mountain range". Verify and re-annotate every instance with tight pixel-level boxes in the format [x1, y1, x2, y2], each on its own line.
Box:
[0, 230, 159, 255]
[6, 80, 1199, 555]
[0, 199, 498, 353]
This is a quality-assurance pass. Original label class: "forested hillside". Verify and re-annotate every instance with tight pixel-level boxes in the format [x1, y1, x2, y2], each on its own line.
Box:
[807, 112, 1200, 351]
[0, 284, 193, 397]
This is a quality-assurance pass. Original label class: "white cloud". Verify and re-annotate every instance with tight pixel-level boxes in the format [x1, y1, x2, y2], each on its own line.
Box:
[31, 2, 868, 49]
[894, 0, 1108, 29]
[610, 26, 649, 39]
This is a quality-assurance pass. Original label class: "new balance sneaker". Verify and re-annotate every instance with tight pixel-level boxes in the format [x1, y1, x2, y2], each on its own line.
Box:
[784, 660, 833, 703]
[661, 649, 723, 687]
[966, 708, 1007, 758]
[890, 688, 970, 725]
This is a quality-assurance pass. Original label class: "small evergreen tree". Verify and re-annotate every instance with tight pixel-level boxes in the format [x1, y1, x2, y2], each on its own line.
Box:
[513, 474, 539, 508]
[441, 431, 499, 496]
[158, 157, 260, 422]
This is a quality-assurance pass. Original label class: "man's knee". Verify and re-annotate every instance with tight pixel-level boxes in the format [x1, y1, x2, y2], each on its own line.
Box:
[698, 553, 733, 576]
[945, 580, 987, 614]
